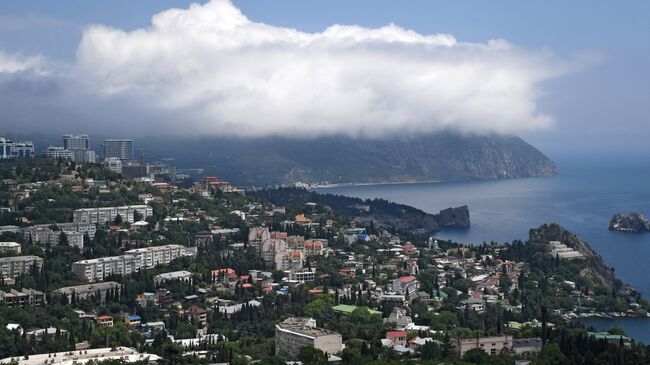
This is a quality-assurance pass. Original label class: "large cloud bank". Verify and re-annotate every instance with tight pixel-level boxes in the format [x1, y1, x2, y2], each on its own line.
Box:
[3, 0, 572, 138]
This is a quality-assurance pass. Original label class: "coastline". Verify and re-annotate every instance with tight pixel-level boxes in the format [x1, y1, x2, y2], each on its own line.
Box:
[310, 179, 446, 189]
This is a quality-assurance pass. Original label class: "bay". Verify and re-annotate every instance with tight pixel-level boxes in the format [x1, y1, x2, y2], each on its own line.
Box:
[316, 155, 650, 343]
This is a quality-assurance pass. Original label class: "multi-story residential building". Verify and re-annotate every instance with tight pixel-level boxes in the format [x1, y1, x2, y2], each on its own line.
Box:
[72, 245, 196, 282]
[287, 268, 316, 283]
[0, 242, 21, 254]
[73, 205, 153, 224]
[154, 270, 193, 286]
[275, 317, 343, 358]
[51, 282, 120, 304]
[453, 335, 512, 356]
[261, 238, 286, 267]
[71, 255, 141, 282]
[0, 256, 43, 279]
[392, 276, 419, 295]
[103, 139, 134, 162]
[0, 288, 45, 307]
[0, 137, 35, 159]
[23, 223, 95, 249]
[304, 239, 326, 256]
[248, 227, 270, 252]
[275, 250, 304, 271]
[44, 146, 74, 160]
[103, 157, 123, 174]
[125, 245, 197, 269]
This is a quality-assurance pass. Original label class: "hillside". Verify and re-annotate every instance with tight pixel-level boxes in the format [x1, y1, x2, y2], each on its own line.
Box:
[138, 131, 557, 186]
[250, 187, 469, 235]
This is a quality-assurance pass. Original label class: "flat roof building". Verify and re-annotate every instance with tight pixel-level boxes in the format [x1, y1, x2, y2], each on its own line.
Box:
[275, 317, 343, 359]
[0, 255, 43, 279]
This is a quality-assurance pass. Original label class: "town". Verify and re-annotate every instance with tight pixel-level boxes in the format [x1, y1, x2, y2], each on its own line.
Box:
[0, 134, 647, 365]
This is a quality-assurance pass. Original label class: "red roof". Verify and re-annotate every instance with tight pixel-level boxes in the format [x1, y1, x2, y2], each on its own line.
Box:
[386, 330, 407, 338]
[188, 306, 207, 315]
[97, 315, 113, 320]
[242, 283, 253, 288]
[398, 276, 416, 283]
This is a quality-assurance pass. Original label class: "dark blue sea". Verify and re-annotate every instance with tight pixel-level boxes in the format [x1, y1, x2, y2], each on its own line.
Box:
[317, 155, 650, 343]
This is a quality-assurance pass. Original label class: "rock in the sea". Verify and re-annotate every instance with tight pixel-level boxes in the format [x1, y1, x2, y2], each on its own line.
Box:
[434, 205, 470, 229]
[609, 212, 650, 232]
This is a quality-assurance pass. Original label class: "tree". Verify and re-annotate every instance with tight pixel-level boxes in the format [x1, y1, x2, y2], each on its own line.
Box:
[298, 346, 328, 365]
[113, 214, 123, 225]
[532, 343, 566, 365]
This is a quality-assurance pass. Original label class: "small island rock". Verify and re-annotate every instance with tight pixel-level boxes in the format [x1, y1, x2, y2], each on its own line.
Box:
[609, 212, 650, 232]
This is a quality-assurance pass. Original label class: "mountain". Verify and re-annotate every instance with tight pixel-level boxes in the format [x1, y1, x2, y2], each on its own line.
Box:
[139, 131, 558, 187]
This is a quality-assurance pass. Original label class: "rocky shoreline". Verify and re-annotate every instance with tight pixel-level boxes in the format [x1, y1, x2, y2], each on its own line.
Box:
[609, 212, 650, 232]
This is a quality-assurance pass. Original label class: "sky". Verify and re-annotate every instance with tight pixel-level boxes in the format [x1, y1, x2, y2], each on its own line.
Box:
[0, 0, 648, 156]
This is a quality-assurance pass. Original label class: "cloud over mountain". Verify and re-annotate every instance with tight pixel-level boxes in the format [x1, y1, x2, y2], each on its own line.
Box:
[3, 0, 573, 138]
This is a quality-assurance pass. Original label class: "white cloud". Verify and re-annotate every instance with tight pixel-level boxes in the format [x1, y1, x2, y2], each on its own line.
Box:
[4, 0, 574, 138]
[0, 51, 45, 75]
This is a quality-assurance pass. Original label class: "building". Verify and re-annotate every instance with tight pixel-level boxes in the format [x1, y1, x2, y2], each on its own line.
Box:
[125, 244, 197, 269]
[385, 330, 408, 347]
[103, 139, 134, 162]
[51, 282, 120, 304]
[0, 347, 161, 365]
[63, 134, 90, 150]
[453, 335, 512, 357]
[154, 270, 193, 286]
[72, 255, 141, 282]
[0, 255, 43, 279]
[104, 157, 123, 174]
[393, 276, 419, 295]
[275, 250, 304, 271]
[287, 268, 316, 283]
[73, 205, 153, 224]
[44, 146, 74, 160]
[96, 315, 114, 327]
[512, 338, 543, 354]
[0, 242, 21, 254]
[549, 241, 584, 260]
[0, 137, 35, 159]
[275, 317, 343, 358]
[0, 288, 45, 307]
[187, 306, 208, 327]
[23, 223, 95, 249]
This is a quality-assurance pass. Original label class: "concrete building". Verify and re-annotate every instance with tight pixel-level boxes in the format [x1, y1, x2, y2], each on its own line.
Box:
[103, 139, 134, 162]
[73, 205, 153, 224]
[393, 276, 419, 295]
[72, 244, 196, 282]
[51, 282, 120, 304]
[44, 146, 74, 160]
[287, 268, 316, 283]
[453, 335, 512, 357]
[72, 255, 141, 282]
[248, 226, 270, 252]
[23, 223, 95, 249]
[63, 134, 90, 150]
[154, 270, 193, 286]
[549, 241, 584, 260]
[0, 242, 21, 254]
[0, 255, 43, 279]
[104, 157, 123, 174]
[0, 137, 34, 159]
[275, 317, 343, 358]
[0, 288, 45, 307]
[0, 347, 161, 365]
[125, 244, 197, 269]
[276, 250, 304, 271]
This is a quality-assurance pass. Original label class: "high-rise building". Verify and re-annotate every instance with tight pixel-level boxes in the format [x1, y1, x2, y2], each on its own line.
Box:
[63, 134, 90, 150]
[103, 139, 134, 162]
[0, 137, 35, 159]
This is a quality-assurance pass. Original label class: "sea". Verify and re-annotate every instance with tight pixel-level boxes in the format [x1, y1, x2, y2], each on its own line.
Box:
[316, 154, 650, 343]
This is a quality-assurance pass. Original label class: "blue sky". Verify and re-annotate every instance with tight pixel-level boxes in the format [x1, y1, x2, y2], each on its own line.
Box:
[0, 0, 648, 155]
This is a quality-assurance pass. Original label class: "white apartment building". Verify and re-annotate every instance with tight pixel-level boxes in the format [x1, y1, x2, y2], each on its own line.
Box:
[72, 255, 141, 282]
[72, 245, 196, 282]
[549, 241, 584, 260]
[44, 146, 74, 160]
[287, 268, 316, 283]
[73, 205, 153, 224]
[0, 256, 43, 279]
[125, 245, 197, 269]
[275, 317, 343, 358]
[0, 242, 21, 254]
[104, 157, 123, 174]
[23, 223, 95, 249]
